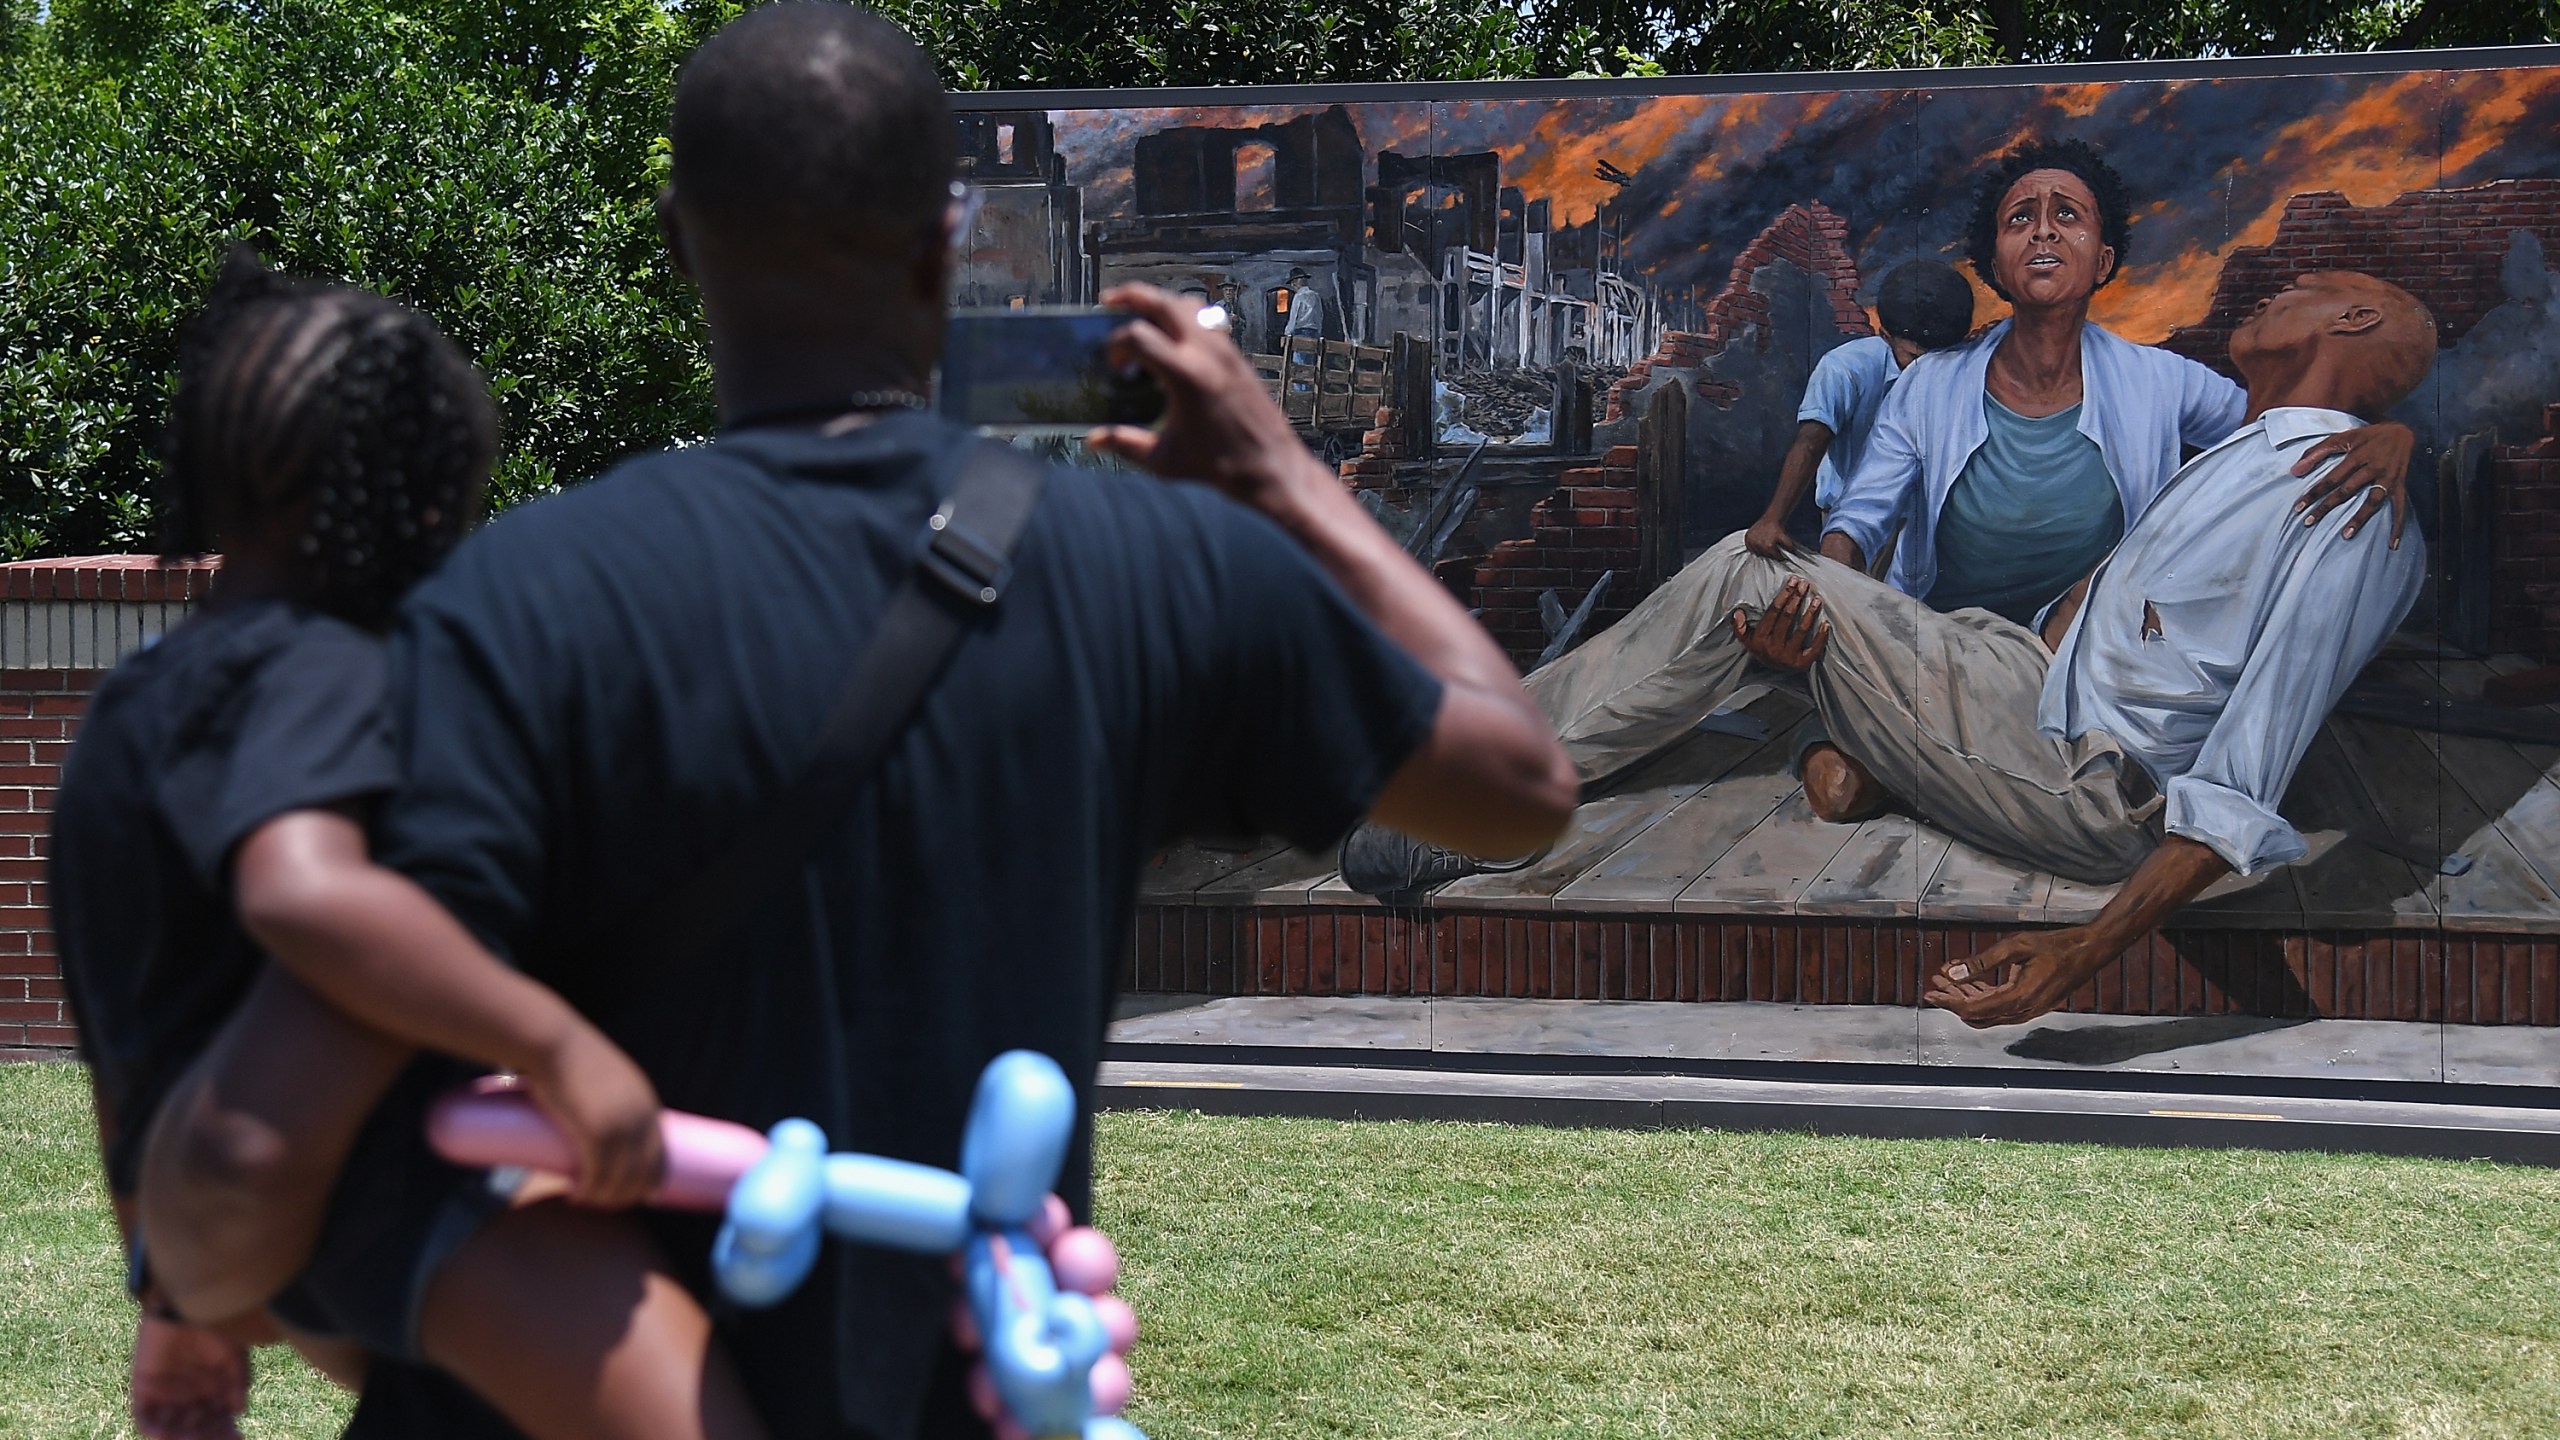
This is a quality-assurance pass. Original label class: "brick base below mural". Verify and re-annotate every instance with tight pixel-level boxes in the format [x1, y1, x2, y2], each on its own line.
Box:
[1124, 904, 2560, 1025]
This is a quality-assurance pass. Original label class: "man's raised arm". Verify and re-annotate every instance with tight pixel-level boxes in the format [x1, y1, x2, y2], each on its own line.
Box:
[1090, 284, 1577, 859]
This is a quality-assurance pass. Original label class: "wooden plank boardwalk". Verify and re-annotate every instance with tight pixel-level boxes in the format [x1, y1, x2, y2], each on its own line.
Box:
[1126, 658, 2560, 1022]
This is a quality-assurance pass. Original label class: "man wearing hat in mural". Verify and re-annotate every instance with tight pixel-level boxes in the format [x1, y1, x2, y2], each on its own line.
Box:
[1216, 278, 1251, 350]
[1281, 266, 1327, 341]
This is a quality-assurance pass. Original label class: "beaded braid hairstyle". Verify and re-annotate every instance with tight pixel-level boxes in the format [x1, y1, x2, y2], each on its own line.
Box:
[159, 248, 497, 631]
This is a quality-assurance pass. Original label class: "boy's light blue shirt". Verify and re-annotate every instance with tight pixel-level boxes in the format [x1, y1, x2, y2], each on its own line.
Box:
[1797, 335, 1902, 510]
[1822, 320, 2247, 601]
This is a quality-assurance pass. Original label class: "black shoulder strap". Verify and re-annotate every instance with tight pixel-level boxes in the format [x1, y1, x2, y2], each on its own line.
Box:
[625, 439, 1048, 965]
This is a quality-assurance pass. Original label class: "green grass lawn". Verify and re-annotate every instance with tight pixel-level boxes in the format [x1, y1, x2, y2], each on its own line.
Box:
[8, 1061, 2559, 1438]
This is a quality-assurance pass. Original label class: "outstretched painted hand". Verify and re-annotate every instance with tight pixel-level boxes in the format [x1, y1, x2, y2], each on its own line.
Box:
[1923, 926, 2107, 1027]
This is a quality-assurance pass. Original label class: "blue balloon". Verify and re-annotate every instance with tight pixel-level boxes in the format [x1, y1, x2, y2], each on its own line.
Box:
[822, 1154, 973, 1252]
[963, 1050, 1077, 1229]
[705, 1053, 1143, 1438]
[713, 1119, 828, 1307]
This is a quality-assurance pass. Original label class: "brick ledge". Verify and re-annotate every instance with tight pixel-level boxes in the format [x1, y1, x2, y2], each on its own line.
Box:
[1126, 903, 2560, 1025]
[0, 555, 221, 602]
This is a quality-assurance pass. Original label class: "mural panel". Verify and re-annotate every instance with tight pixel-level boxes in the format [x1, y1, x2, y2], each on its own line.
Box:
[964, 58, 2560, 1068]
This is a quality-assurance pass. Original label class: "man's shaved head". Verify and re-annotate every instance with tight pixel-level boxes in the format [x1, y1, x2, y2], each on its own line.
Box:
[669, 3, 956, 256]
[2231, 270, 2438, 418]
[2334, 273, 2439, 415]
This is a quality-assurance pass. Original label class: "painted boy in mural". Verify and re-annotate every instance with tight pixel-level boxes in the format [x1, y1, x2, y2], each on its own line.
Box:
[1533, 269, 2435, 1027]
[1742, 258, 1977, 560]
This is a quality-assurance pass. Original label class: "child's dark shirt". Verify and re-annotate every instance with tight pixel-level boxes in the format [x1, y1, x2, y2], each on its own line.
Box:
[51, 600, 399, 1192]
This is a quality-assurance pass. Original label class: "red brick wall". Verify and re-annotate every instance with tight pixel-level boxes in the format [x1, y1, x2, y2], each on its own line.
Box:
[1471, 444, 1642, 667]
[1337, 394, 1418, 488]
[1606, 201, 1871, 422]
[2162, 179, 2560, 372]
[0, 669, 97, 1052]
[2492, 442, 2560, 663]
[0, 558, 217, 1054]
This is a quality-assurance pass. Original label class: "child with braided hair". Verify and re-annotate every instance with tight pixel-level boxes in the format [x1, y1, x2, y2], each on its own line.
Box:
[52, 248, 768, 1440]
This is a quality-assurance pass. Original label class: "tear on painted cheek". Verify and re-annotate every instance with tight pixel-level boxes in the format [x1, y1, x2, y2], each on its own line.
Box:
[2141, 602, 2164, 641]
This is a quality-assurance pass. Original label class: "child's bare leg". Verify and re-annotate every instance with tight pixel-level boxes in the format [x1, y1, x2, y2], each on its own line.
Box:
[419, 1200, 767, 1440]
[138, 966, 413, 1322]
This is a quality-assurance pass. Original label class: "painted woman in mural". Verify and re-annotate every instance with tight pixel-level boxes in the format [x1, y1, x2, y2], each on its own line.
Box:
[1798, 139, 2419, 820]
[1821, 141, 2417, 609]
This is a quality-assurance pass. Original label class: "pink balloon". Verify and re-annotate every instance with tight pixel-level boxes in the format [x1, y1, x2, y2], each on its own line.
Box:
[1088, 1353, 1133, 1416]
[1091, 1294, 1139, 1353]
[1029, 1194, 1072, 1248]
[1048, 1228, 1118, 1295]
[423, 1088, 765, 1212]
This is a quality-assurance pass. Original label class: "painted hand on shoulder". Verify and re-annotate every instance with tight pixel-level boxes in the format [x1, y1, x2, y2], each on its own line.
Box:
[2291, 419, 2415, 546]
[1731, 576, 1830, 672]
[1923, 927, 2106, 1028]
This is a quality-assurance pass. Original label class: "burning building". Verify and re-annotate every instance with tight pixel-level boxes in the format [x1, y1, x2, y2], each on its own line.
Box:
[1076, 105, 1375, 354]
[952, 111, 1087, 309]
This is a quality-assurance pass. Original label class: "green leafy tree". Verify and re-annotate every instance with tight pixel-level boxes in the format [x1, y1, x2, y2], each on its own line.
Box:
[0, 0, 739, 555]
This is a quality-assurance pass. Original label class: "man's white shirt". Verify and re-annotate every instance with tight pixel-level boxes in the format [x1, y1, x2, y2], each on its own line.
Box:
[2037, 407, 2426, 875]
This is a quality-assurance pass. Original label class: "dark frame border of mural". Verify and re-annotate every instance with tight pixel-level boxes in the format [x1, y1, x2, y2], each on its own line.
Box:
[949, 42, 2560, 111]
[991, 47, 2560, 1077]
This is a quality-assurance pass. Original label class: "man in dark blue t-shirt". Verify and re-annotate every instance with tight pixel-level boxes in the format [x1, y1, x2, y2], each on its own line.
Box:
[146, 6, 1575, 1436]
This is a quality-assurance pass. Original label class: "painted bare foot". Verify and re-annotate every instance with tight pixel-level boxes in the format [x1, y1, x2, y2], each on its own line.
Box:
[1800, 743, 1888, 823]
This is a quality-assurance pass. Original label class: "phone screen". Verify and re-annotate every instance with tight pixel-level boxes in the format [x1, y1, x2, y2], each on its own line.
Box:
[938, 308, 1166, 433]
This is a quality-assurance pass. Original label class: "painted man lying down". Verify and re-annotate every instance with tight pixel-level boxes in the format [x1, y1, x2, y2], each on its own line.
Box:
[1529, 270, 2437, 1027]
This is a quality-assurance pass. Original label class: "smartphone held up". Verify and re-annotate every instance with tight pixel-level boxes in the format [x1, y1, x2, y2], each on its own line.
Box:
[938, 306, 1171, 435]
